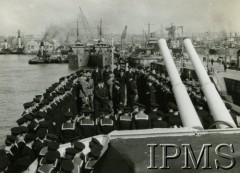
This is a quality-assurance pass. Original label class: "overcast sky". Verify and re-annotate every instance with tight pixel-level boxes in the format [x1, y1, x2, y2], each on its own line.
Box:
[0, 0, 239, 37]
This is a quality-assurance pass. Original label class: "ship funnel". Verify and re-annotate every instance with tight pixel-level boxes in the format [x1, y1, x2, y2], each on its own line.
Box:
[184, 39, 237, 128]
[158, 39, 203, 129]
[4, 40, 8, 49]
[40, 41, 44, 56]
[18, 30, 22, 49]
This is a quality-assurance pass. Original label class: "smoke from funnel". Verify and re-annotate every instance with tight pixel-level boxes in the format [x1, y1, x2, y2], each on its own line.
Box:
[42, 24, 76, 45]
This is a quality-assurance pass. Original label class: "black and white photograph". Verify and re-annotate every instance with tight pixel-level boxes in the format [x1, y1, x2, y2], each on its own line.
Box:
[0, 0, 240, 172]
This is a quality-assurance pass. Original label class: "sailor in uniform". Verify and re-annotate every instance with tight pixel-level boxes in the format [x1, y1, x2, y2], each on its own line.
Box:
[72, 141, 85, 170]
[39, 141, 60, 162]
[117, 107, 133, 130]
[97, 109, 116, 134]
[38, 151, 60, 173]
[60, 112, 77, 144]
[9, 127, 26, 161]
[61, 148, 81, 173]
[151, 111, 169, 128]
[20, 133, 36, 162]
[59, 160, 74, 173]
[134, 104, 150, 129]
[168, 103, 183, 128]
[79, 108, 96, 138]
[32, 128, 48, 156]
[148, 103, 159, 120]
[4, 135, 16, 162]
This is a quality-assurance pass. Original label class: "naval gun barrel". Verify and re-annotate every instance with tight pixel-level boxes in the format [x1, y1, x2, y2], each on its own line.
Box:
[158, 39, 203, 129]
[184, 39, 237, 128]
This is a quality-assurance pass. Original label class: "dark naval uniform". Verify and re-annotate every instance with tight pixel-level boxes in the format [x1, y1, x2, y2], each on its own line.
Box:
[150, 111, 169, 128]
[92, 68, 102, 85]
[126, 77, 138, 109]
[103, 67, 111, 84]
[61, 121, 77, 143]
[168, 113, 183, 127]
[118, 114, 132, 130]
[117, 71, 127, 104]
[98, 117, 116, 134]
[112, 83, 123, 111]
[94, 82, 109, 118]
[134, 112, 150, 129]
[79, 118, 95, 138]
[113, 66, 121, 79]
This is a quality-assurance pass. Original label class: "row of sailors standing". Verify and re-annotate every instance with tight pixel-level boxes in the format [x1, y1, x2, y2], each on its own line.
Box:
[0, 73, 89, 172]
[61, 101, 182, 142]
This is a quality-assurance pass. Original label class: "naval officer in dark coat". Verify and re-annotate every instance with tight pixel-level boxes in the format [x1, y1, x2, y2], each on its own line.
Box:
[112, 81, 123, 114]
[126, 74, 138, 109]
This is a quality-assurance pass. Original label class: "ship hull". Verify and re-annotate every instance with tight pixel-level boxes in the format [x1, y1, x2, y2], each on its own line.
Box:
[68, 52, 89, 68]
[88, 52, 112, 68]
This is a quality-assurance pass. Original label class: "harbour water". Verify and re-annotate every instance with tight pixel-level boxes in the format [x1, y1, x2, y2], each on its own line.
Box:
[0, 55, 76, 144]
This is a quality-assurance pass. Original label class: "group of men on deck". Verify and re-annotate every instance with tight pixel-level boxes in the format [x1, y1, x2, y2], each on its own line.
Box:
[0, 61, 239, 173]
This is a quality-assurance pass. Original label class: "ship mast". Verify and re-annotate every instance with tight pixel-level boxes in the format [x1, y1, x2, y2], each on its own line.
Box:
[76, 19, 80, 42]
[99, 18, 103, 41]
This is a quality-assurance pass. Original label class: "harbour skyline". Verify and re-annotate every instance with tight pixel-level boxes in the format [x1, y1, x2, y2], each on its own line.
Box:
[0, 0, 240, 37]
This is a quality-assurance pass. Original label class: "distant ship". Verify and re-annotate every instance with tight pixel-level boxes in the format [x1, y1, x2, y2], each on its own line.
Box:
[0, 30, 25, 55]
[69, 18, 114, 68]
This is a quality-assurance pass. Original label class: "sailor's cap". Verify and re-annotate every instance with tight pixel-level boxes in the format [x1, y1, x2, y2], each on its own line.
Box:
[36, 128, 48, 139]
[11, 127, 21, 136]
[65, 148, 78, 157]
[6, 135, 17, 144]
[48, 141, 59, 151]
[19, 126, 28, 134]
[23, 102, 33, 109]
[73, 141, 85, 152]
[16, 117, 27, 126]
[46, 133, 58, 141]
[24, 133, 36, 142]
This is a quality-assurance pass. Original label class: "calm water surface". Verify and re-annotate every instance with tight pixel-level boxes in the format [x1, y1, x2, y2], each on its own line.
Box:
[0, 55, 76, 144]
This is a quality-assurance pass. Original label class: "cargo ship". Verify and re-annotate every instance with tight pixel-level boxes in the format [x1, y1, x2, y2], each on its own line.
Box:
[71, 19, 115, 68]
